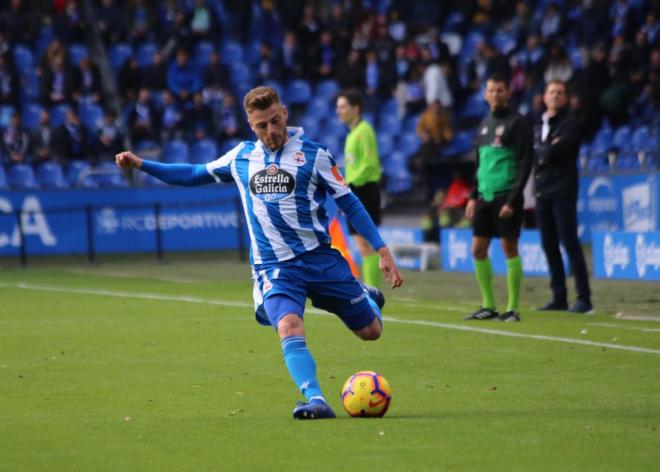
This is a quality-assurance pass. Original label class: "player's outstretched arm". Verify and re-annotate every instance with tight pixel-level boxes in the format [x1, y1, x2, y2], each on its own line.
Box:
[114, 151, 215, 186]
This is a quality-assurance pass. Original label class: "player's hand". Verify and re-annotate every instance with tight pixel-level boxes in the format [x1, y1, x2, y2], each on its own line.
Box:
[499, 204, 514, 219]
[465, 199, 477, 220]
[377, 246, 403, 289]
[115, 151, 142, 169]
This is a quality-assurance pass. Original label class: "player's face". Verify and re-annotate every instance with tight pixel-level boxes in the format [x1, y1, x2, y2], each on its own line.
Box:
[248, 103, 289, 151]
[336, 96, 358, 125]
[543, 82, 568, 113]
[484, 80, 510, 111]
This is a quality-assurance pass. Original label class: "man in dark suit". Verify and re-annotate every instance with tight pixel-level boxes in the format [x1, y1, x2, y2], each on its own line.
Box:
[533, 80, 593, 314]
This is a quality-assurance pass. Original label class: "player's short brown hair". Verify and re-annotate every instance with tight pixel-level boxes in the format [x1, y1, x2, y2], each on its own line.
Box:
[243, 86, 281, 113]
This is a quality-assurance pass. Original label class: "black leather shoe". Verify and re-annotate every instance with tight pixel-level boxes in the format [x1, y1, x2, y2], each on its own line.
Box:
[568, 300, 594, 314]
[536, 300, 568, 311]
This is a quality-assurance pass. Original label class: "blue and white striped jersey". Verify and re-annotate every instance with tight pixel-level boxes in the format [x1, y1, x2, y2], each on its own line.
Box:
[206, 127, 351, 265]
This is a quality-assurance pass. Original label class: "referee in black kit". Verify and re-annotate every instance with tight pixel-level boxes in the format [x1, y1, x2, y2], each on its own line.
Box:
[533, 80, 593, 314]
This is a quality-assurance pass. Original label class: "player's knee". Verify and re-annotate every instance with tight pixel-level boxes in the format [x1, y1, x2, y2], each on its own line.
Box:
[277, 314, 305, 339]
[355, 321, 381, 341]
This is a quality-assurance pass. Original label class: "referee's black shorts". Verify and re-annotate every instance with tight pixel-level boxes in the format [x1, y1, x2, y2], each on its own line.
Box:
[348, 181, 381, 235]
[472, 194, 523, 239]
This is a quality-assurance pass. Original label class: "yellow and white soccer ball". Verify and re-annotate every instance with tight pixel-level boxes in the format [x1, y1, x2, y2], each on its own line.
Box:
[341, 371, 392, 417]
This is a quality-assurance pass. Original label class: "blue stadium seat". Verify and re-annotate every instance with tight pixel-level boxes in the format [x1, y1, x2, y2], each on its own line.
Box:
[140, 172, 168, 187]
[93, 162, 128, 188]
[50, 104, 71, 127]
[136, 42, 158, 67]
[229, 63, 253, 87]
[189, 139, 218, 164]
[219, 138, 242, 154]
[315, 80, 339, 102]
[459, 93, 488, 121]
[591, 127, 614, 158]
[242, 41, 261, 66]
[21, 104, 43, 130]
[377, 134, 394, 157]
[299, 115, 320, 140]
[398, 132, 419, 157]
[34, 25, 54, 59]
[586, 155, 608, 173]
[67, 160, 97, 188]
[36, 162, 68, 189]
[492, 32, 516, 55]
[459, 31, 485, 62]
[304, 97, 330, 120]
[631, 126, 650, 151]
[379, 97, 398, 118]
[163, 140, 189, 163]
[325, 135, 342, 159]
[612, 126, 632, 152]
[378, 114, 401, 136]
[78, 104, 103, 130]
[263, 79, 284, 101]
[0, 166, 7, 189]
[68, 44, 88, 66]
[193, 41, 215, 68]
[286, 80, 312, 106]
[402, 114, 420, 135]
[443, 130, 475, 157]
[7, 164, 38, 190]
[220, 41, 244, 65]
[0, 105, 15, 128]
[108, 43, 133, 71]
[443, 11, 464, 32]
[13, 44, 34, 75]
[615, 154, 640, 170]
[323, 117, 347, 139]
[20, 71, 39, 104]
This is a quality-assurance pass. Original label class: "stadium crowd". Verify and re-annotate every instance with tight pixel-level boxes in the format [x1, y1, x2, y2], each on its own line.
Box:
[0, 0, 658, 195]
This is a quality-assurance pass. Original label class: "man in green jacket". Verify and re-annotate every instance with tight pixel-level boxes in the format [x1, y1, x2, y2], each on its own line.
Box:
[336, 89, 383, 288]
[465, 75, 533, 322]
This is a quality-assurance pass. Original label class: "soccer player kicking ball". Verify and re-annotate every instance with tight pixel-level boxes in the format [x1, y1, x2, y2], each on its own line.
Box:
[116, 86, 403, 419]
[464, 75, 532, 322]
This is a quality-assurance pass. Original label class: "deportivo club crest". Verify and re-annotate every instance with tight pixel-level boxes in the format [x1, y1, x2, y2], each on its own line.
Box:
[294, 151, 306, 166]
[250, 164, 295, 202]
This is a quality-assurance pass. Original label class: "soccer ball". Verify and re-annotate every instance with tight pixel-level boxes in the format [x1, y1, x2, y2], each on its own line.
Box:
[341, 371, 392, 417]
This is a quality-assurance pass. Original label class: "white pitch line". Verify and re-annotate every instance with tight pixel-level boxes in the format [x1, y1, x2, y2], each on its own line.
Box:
[588, 322, 660, 333]
[2, 281, 660, 356]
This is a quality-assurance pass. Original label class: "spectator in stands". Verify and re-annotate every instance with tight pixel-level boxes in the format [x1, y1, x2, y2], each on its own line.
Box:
[216, 93, 241, 142]
[641, 11, 659, 45]
[423, 169, 471, 242]
[186, 92, 213, 140]
[296, 3, 320, 65]
[336, 49, 365, 90]
[467, 42, 511, 95]
[421, 47, 453, 109]
[72, 57, 103, 105]
[118, 57, 141, 102]
[128, 88, 159, 142]
[543, 43, 573, 84]
[396, 66, 426, 116]
[507, 1, 535, 48]
[412, 100, 454, 202]
[53, 109, 88, 162]
[93, 110, 123, 162]
[387, 9, 406, 44]
[281, 31, 305, 81]
[190, 0, 213, 43]
[2, 113, 30, 165]
[393, 44, 410, 83]
[125, 0, 156, 45]
[0, 55, 18, 106]
[533, 80, 592, 314]
[539, 1, 564, 43]
[313, 30, 337, 82]
[0, 0, 35, 45]
[38, 39, 69, 76]
[54, 0, 86, 45]
[141, 51, 168, 92]
[203, 52, 229, 89]
[30, 110, 55, 167]
[256, 42, 282, 84]
[167, 48, 202, 101]
[96, 0, 125, 45]
[40, 51, 73, 107]
[160, 89, 185, 140]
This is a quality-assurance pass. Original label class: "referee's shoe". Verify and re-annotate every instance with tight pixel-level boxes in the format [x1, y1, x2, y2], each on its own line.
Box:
[465, 307, 499, 320]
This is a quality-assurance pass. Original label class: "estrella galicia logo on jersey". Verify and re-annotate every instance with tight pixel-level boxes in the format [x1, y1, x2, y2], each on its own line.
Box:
[249, 164, 295, 201]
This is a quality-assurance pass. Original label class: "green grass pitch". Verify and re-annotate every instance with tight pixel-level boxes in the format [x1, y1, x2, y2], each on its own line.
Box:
[1, 253, 659, 471]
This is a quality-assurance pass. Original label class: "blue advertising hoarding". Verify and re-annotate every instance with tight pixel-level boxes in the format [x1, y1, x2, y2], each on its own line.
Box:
[592, 231, 660, 281]
[441, 228, 568, 277]
[578, 173, 658, 242]
[0, 186, 245, 256]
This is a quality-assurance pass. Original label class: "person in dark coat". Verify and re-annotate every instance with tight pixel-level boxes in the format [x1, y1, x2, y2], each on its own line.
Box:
[533, 80, 593, 314]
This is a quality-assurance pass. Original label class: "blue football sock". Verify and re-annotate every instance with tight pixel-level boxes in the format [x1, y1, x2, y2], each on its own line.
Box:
[281, 336, 325, 402]
[368, 297, 383, 327]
